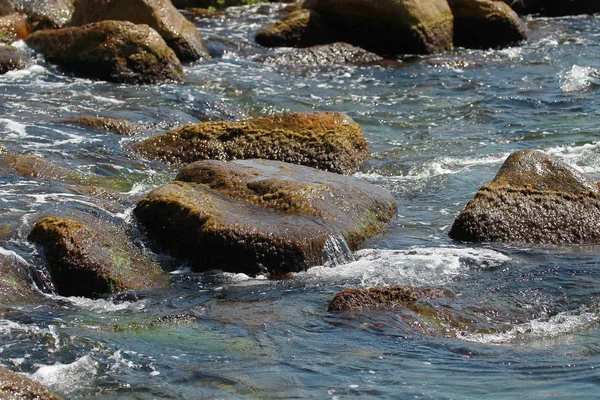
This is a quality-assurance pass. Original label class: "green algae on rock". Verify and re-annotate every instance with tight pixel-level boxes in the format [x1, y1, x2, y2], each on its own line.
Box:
[134, 159, 397, 276]
[28, 216, 167, 298]
[0, 365, 61, 400]
[132, 112, 369, 175]
[449, 149, 600, 244]
[25, 20, 184, 84]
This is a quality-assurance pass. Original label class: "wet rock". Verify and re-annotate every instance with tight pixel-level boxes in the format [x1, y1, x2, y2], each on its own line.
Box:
[448, 0, 526, 49]
[134, 159, 397, 276]
[0, 142, 6, 154]
[185, 7, 227, 19]
[172, 0, 264, 9]
[70, 0, 210, 62]
[63, 116, 144, 136]
[0, 0, 14, 15]
[28, 215, 167, 298]
[12, 0, 74, 30]
[255, 8, 342, 48]
[25, 20, 184, 84]
[0, 365, 61, 400]
[132, 112, 369, 175]
[302, 0, 454, 55]
[328, 286, 451, 311]
[0, 252, 44, 306]
[264, 42, 383, 66]
[0, 13, 30, 44]
[449, 150, 600, 244]
[0, 154, 81, 182]
[0, 44, 25, 74]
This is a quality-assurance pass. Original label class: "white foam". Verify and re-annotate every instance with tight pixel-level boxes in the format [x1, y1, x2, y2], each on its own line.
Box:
[59, 296, 145, 313]
[297, 246, 510, 288]
[30, 355, 98, 394]
[560, 65, 599, 92]
[545, 141, 600, 175]
[1, 64, 46, 79]
[0, 118, 28, 138]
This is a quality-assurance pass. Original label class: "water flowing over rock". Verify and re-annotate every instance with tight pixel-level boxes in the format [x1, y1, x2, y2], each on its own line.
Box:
[263, 42, 383, 66]
[0, 252, 43, 306]
[449, 150, 600, 244]
[0, 365, 62, 400]
[28, 215, 167, 298]
[0, 13, 30, 44]
[0, 44, 25, 74]
[132, 112, 369, 175]
[329, 286, 451, 311]
[448, 0, 526, 49]
[300, 0, 454, 55]
[134, 159, 397, 276]
[70, 0, 210, 62]
[25, 20, 184, 84]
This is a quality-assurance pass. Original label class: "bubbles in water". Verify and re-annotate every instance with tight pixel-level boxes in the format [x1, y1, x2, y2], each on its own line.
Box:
[29, 355, 98, 395]
[560, 65, 599, 92]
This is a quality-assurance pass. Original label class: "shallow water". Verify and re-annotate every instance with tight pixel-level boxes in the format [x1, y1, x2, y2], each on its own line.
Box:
[1, 4, 600, 398]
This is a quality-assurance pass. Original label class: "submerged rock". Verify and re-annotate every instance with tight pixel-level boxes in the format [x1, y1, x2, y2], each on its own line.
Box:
[0, 44, 25, 74]
[0, 365, 61, 400]
[25, 20, 184, 84]
[264, 42, 383, 66]
[329, 286, 450, 311]
[63, 116, 144, 136]
[132, 112, 369, 175]
[70, 0, 210, 62]
[302, 0, 454, 55]
[134, 159, 397, 276]
[0, 252, 43, 306]
[0, 154, 81, 182]
[0, 12, 30, 44]
[448, 0, 526, 49]
[449, 150, 600, 244]
[28, 215, 167, 298]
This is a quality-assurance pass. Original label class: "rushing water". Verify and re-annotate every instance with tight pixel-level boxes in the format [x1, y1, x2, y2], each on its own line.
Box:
[2, 4, 600, 398]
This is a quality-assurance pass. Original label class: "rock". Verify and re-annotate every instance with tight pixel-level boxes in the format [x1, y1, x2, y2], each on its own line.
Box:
[63, 116, 144, 136]
[449, 150, 600, 244]
[172, 0, 263, 9]
[0, 13, 30, 44]
[70, 0, 210, 62]
[498, 0, 541, 14]
[0, 365, 61, 400]
[264, 42, 383, 66]
[328, 285, 450, 311]
[0, 0, 14, 15]
[255, 8, 342, 48]
[185, 7, 227, 19]
[0, 142, 6, 154]
[28, 215, 167, 298]
[12, 0, 74, 30]
[0, 252, 43, 306]
[0, 154, 81, 182]
[25, 20, 184, 84]
[0, 44, 25, 74]
[302, 0, 453, 55]
[134, 159, 397, 276]
[448, 0, 526, 49]
[132, 112, 369, 175]
[539, 1, 600, 17]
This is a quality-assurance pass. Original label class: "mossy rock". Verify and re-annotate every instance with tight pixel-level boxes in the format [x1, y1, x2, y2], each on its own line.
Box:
[70, 0, 210, 62]
[63, 116, 144, 136]
[0, 253, 44, 306]
[448, 0, 526, 49]
[0, 365, 61, 400]
[132, 112, 369, 175]
[134, 159, 397, 276]
[263, 42, 383, 66]
[449, 150, 600, 244]
[303, 0, 453, 55]
[329, 285, 451, 311]
[25, 20, 184, 84]
[28, 216, 168, 298]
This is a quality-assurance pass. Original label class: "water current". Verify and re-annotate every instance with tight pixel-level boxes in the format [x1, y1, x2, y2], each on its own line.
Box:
[1, 4, 600, 399]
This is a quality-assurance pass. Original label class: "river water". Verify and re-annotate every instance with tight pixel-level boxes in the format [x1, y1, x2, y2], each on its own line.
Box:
[1, 4, 600, 399]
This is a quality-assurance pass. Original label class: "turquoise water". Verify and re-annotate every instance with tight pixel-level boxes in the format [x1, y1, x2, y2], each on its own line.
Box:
[1, 4, 600, 398]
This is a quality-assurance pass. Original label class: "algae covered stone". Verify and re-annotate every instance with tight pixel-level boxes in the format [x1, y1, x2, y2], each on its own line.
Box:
[449, 150, 600, 244]
[25, 20, 184, 84]
[132, 112, 369, 175]
[63, 116, 144, 136]
[329, 285, 450, 311]
[28, 215, 167, 298]
[0, 365, 61, 400]
[134, 159, 397, 276]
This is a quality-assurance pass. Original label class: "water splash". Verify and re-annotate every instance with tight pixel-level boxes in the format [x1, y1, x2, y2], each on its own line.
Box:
[322, 235, 355, 266]
[560, 65, 599, 92]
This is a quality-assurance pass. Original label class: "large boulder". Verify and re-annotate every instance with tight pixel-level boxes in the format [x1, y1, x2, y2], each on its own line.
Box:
[302, 0, 454, 55]
[0, 13, 30, 44]
[28, 215, 167, 298]
[329, 286, 450, 311]
[0, 252, 43, 306]
[263, 42, 383, 66]
[12, 0, 74, 30]
[0, 44, 26, 74]
[0, 365, 61, 400]
[70, 0, 210, 62]
[25, 20, 184, 84]
[448, 0, 526, 49]
[132, 112, 369, 175]
[134, 159, 397, 276]
[449, 150, 600, 244]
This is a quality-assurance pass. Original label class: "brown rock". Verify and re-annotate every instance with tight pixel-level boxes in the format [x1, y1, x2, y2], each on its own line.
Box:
[12, 0, 74, 30]
[134, 159, 397, 276]
[0, 252, 43, 306]
[0, 44, 25, 74]
[0, 365, 61, 400]
[0, 12, 30, 44]
[63, 116, 144, 136]
[132, 112, 369, 175]
[448, 0, 526, 49]
[25, 20, 184, 84]
[264, 42, 383, 66]
[71, 0, 210, 62]
[449, 150, 600, 244]
[0, 0, 14, 15]
[328, 285, 451, 311]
